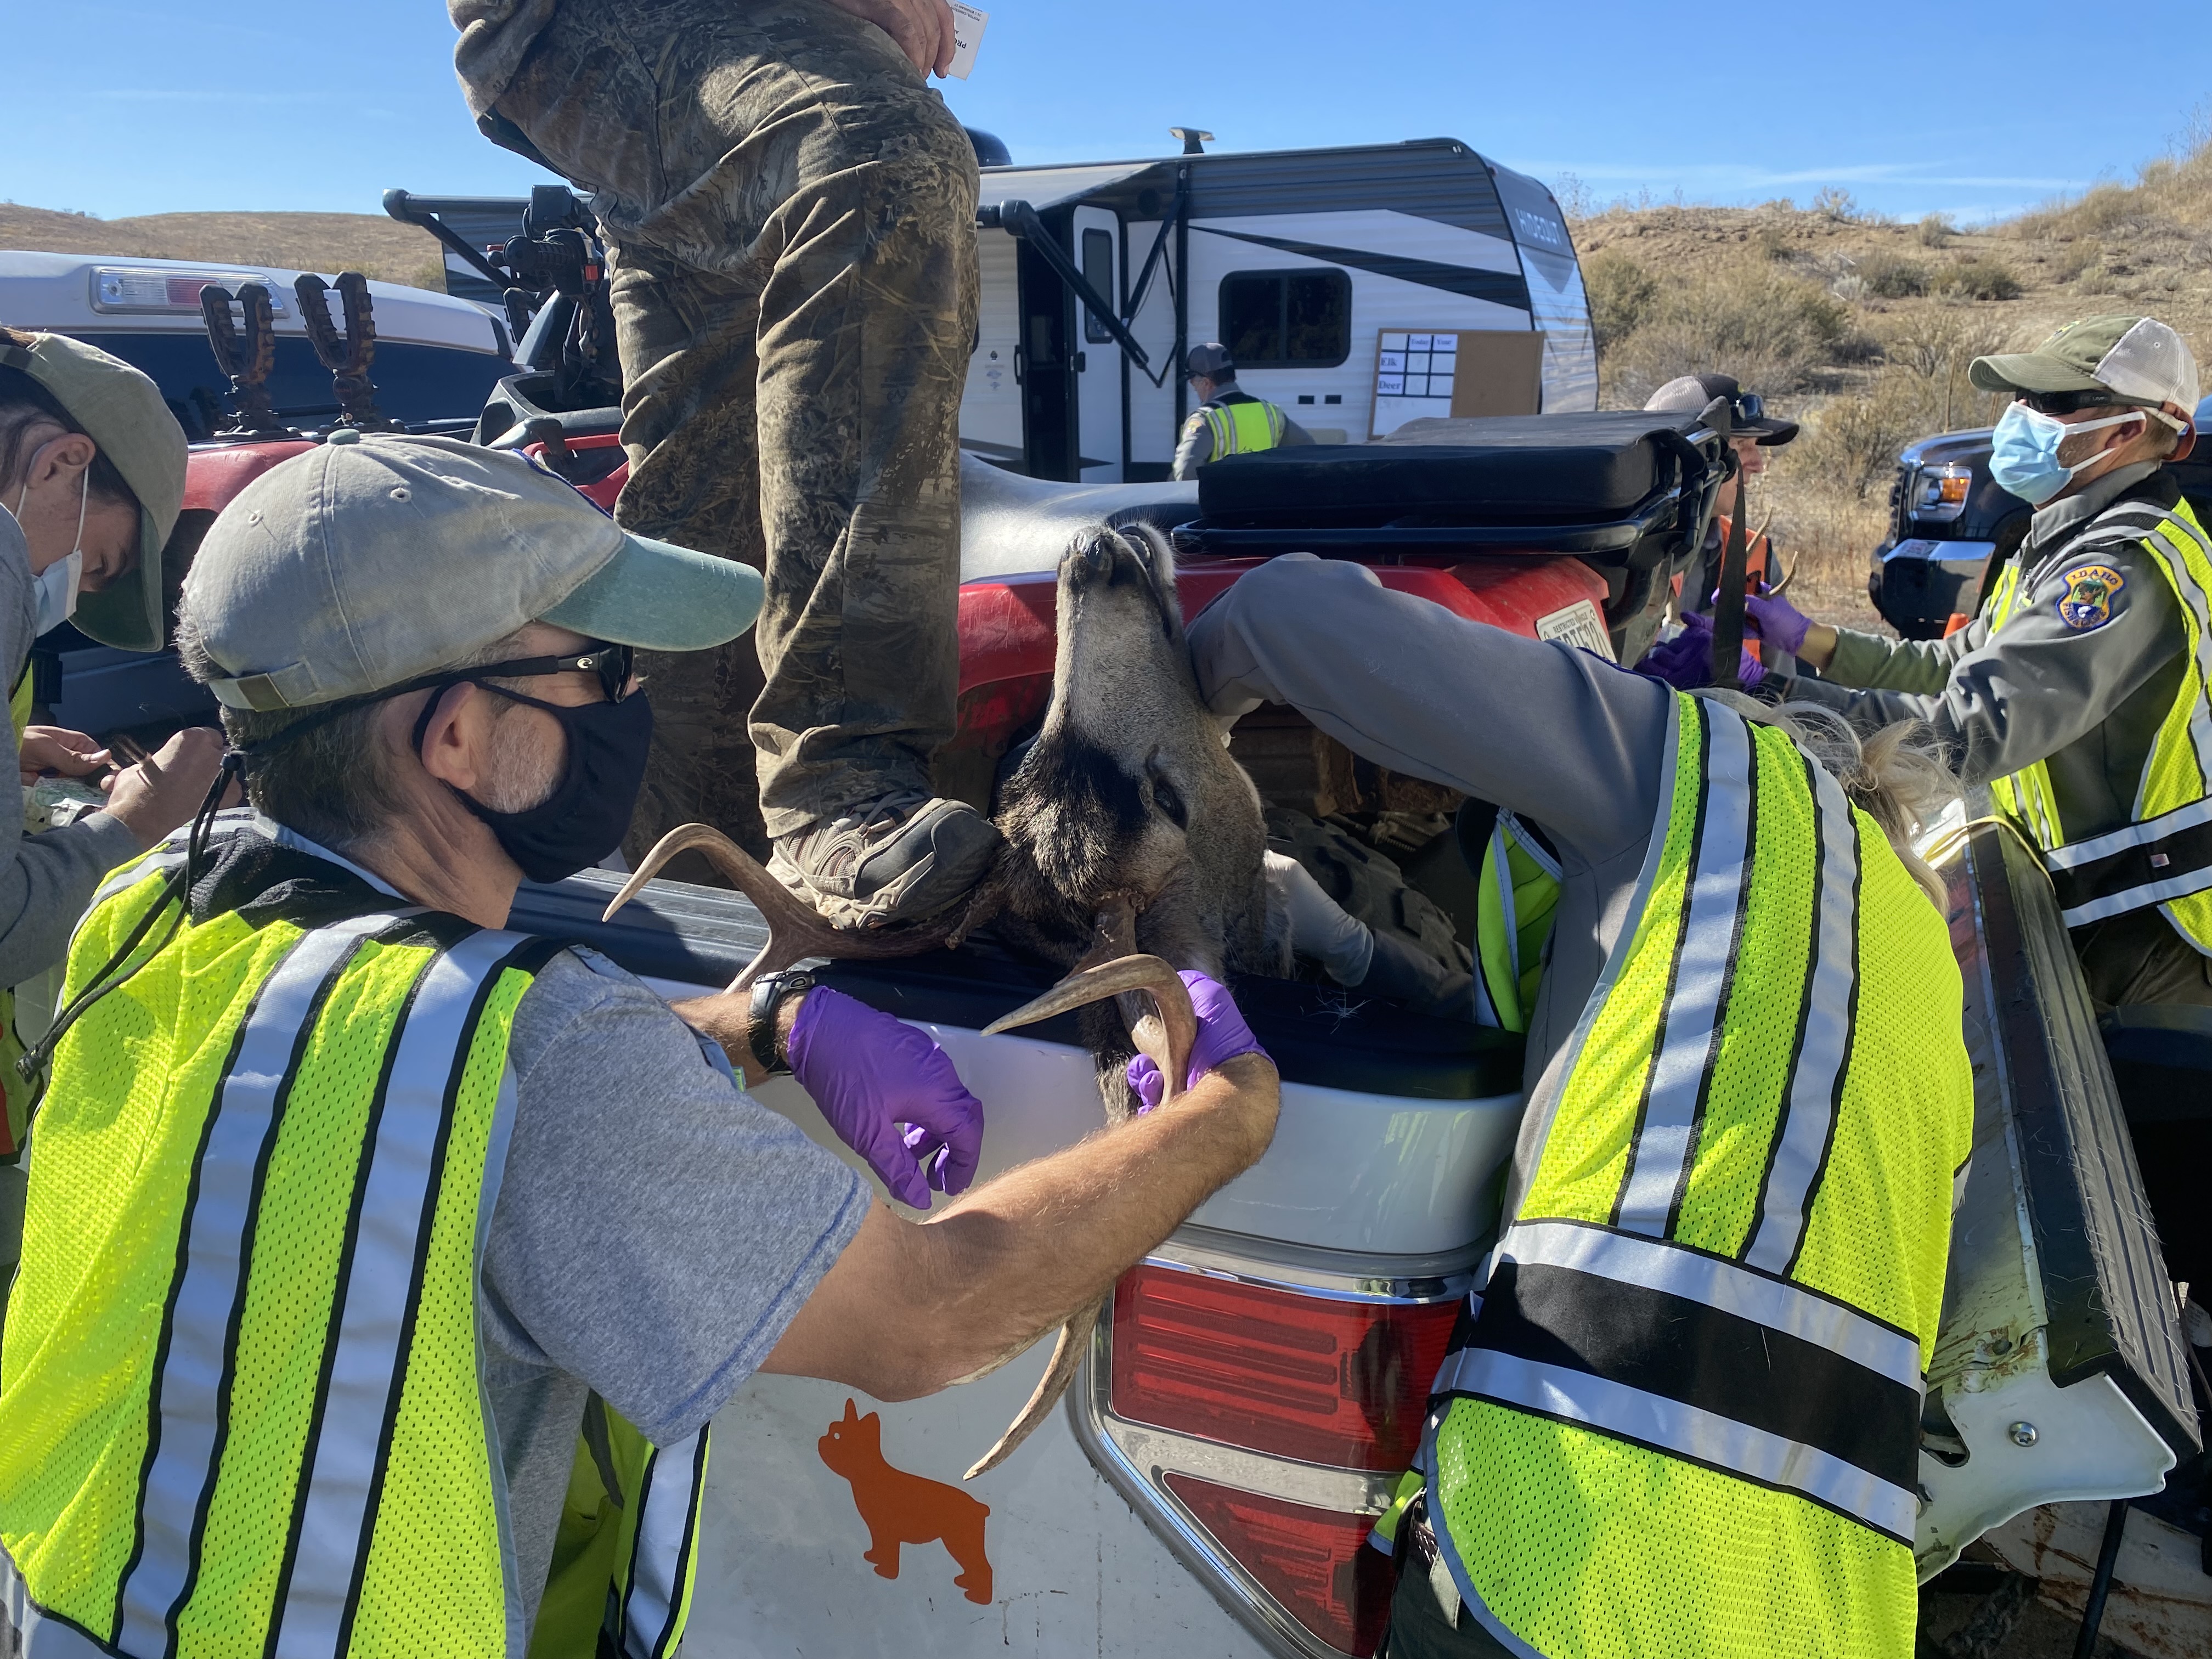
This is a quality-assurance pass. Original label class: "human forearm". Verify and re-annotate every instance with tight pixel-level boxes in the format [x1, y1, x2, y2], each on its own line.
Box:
[1796, 622, 1838, 673]
[0, 812, 143, 986]
[1819, 624, 1972, 692]
[671, 983, 802, 1087]
[764, 1053, 1281, 1397]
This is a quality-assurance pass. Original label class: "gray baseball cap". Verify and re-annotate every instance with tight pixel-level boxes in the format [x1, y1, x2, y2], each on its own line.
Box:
[1186, 342, 1237, 380]
[185, 435, 763, 712]
[1644, 373, 1799, 444]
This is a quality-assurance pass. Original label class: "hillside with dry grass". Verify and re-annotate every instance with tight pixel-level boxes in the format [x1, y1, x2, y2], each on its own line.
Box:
[0, 202, 446, 293]
[12, 134, 2212, 636]
[1571, 131, 2212, 630]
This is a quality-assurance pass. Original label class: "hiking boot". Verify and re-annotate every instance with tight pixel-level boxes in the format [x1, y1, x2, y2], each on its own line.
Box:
[769, 793, 1003, 929]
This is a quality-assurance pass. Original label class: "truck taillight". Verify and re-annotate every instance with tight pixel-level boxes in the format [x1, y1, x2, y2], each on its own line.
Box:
[1165, 1473, 1395, 1658]
[1110, 1265, 1458, 1471]
[91, 267, 285, 315]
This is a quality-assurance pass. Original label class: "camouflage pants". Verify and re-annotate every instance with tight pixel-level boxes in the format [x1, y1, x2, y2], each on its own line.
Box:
[498, 0, 979, 860]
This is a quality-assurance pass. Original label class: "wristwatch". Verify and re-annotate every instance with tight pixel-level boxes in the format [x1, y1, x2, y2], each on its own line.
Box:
[746, 968, 816, 1076]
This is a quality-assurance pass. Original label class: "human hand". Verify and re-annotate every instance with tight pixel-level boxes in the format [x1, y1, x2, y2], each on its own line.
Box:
[19, 725, 110, 785]
[822, 0, 957, 76]
[100, 727, 228, 848]
[1265, 850, 1373, 985]
[1637, 611, 1765, 692]
[1126, 970, 1270, 1114]
[787, 985, 983, 1207]
[1741, 586, 1811, 656]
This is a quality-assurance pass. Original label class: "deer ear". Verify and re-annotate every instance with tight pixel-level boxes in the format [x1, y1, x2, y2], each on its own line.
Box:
[842, 1398, 860, 1424]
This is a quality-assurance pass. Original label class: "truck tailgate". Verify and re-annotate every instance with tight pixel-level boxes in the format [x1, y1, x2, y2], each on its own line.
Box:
[511, 871, 1523, 1657]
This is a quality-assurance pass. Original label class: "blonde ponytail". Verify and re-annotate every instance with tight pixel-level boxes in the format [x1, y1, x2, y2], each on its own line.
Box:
[1699, 691, 1959, 907]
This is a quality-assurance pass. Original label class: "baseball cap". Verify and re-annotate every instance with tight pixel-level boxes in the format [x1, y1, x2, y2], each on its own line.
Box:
[186, 435, 763, 713]
[0, 330, 188, 652]
[1970, 315, 2200, 411]
[1186, 342, 1237, 380]
[1644, 373, 1799, 445]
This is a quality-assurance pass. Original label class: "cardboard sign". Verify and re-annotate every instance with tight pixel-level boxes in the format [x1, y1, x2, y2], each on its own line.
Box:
[947, 4, 988, 78]
[1370, 329, 1547, 436]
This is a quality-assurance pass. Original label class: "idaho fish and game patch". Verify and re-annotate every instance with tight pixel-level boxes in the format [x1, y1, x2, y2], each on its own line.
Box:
[2058, 563, 2125, 631]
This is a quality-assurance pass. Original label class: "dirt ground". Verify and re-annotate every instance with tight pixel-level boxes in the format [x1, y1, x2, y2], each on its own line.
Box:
[1921, 1584, 2137, 1658]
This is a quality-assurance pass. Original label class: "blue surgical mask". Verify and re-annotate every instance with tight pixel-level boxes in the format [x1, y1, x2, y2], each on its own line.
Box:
[1989, 402, 2146, 506]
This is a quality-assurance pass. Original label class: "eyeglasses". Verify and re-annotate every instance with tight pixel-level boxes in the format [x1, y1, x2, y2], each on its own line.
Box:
[460, 643, 637, 704]
[383, 641, 638, 711]
[2015, 389, 2143, 417]
[1730, 392, 1766, 424]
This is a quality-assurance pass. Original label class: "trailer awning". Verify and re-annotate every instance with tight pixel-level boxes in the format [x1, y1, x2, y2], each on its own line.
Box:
[976, 162, 1156, 218]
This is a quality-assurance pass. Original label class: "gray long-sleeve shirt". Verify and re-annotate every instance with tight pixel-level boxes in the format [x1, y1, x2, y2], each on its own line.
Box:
[1782, 462, 2190, 845]
[0, 507, 145, 988]
[1187, 551, 1669, 1083]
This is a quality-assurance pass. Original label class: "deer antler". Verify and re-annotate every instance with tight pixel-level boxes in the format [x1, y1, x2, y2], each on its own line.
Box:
[981, 955, 1198, 1106]
[602, 822, 991, 994]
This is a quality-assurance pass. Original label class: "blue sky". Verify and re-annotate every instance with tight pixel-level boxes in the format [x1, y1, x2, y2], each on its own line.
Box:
[3, 2, 2205, 228]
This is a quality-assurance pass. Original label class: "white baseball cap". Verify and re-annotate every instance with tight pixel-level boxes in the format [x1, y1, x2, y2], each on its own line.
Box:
[185, 435, 763, 712]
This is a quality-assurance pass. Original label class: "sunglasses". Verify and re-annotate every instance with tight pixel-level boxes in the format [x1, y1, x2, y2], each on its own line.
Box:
[383, 641, 639, 710]
[462, 643, 638, 704]
[2015, 389, 2145, 417]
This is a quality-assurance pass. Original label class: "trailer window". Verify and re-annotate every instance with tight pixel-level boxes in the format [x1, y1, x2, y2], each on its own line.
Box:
[1218, 269, 1351, 368]
[1082, 228, 1116, 345]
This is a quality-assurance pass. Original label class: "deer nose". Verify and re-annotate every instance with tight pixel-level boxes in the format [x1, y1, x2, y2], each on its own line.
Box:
[1071, 535, 1118, 588]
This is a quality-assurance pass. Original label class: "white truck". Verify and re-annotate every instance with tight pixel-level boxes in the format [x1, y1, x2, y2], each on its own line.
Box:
[506, 521, 2207, 1659]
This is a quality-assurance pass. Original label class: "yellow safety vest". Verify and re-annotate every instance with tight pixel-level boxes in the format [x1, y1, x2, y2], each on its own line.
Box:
[1985, 494, 2212, 953]
[1198, 397, 1288, 461]
[0, 832, 706, 1658]
[1472, 810, 1560, 1036]
[0, 664, 35, 1156]
[1425, 693, 1973, 1658]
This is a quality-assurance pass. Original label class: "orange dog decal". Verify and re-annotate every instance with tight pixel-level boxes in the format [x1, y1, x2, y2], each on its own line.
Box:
[818, 1399, 994, 1605]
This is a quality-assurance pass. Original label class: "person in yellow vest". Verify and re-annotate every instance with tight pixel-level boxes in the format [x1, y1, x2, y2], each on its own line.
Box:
[1170, 342, 1314, 479]
[0, 330, 227, 1306]
[1189, 551, 1973, 1658]
[0, 435, 1282, 1658]
[1747, 315, 2211, 1011]
[0, 332, 226, 984]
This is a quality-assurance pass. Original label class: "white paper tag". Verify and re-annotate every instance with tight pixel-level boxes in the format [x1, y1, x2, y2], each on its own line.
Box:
[947, 3, 988, 78]
[1536, 599, 1615, 661]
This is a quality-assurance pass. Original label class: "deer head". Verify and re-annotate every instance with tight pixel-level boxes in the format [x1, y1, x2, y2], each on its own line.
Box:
[990, 523, 1273, 984]
[603, 523, 1271, 1109]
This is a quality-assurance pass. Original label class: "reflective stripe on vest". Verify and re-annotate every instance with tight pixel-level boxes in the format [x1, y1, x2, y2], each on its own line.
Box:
[1472, 811, 1560, 1035]
[1987, 495, 2212, 949]
[1424, 694, 1973, 1659]
[1201, 398, 1286, 460]
[1, 663, 37, 1154]
[615, 1427, 712, 1659]
[0, 847, 708, 1658]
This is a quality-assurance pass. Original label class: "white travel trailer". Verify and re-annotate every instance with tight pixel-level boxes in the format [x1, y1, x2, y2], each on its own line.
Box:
[961, 137, 1597, 482]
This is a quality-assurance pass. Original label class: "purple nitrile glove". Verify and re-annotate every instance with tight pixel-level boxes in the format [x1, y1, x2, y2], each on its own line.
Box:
[786, 986, 983, 1208]
[1742, 586, 1812, 656]
[1125, 971, 1271, 1114]
[1636, 611, 1766, 692]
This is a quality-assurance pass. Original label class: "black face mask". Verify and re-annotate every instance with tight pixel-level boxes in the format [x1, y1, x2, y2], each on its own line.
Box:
[415, 684, 654, 884]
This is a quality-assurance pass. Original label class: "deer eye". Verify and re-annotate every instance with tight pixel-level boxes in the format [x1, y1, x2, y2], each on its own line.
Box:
[1150, 774, 1188, 830]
